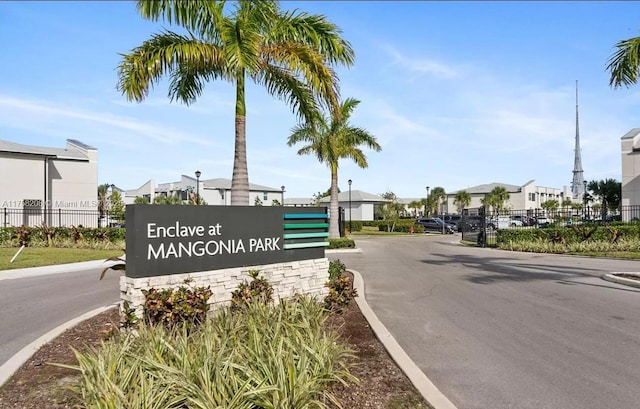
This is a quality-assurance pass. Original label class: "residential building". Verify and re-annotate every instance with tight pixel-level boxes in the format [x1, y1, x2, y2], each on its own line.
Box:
[445, 181, 573, 215]
[318, 190, 386, 221]
[0, 139, 98, 227]
[621, 128, 640, 220]
[125, 176, 285, 206]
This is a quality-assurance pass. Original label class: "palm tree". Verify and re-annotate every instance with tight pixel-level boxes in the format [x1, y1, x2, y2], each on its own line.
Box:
[117, 0, 355, 205]
[588, 178, 621, 218]
[287, 98, 381, 238]
[429, 187, 446, 216]
[483, 186, 510, 215]
[453, 190, 471, 214]
[97, 183, 111, 226]
[607, 35, 640, 88]
[407, 200, 423, 217]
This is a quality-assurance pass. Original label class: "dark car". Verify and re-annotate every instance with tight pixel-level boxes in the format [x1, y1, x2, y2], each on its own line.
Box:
[458, 215, 481, 232]
[511, 215, 536, 226]
[415, 217, 456, 234]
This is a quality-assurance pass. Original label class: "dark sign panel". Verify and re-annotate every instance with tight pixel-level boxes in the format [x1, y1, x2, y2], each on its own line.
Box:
[125, 205, 328, 278]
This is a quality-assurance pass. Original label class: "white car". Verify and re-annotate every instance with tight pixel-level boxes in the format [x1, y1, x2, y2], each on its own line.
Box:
[487, 216, 523, 229]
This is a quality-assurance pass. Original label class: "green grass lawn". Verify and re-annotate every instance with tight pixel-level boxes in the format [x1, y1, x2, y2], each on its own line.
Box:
[571, 251, 640, 260]
[350, 226, 408, 236]
[0, 247, 123, 271]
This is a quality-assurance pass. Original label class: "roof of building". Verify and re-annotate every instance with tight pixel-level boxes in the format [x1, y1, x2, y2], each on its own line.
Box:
[448, 182, 523, 195]
[199, 178, 283, 192]
[621, 128, 640, 140]
[284, 197, 317, 206]
[621, 128, 640, 150]
[0, 139, 92, 160]
[318, 190, 385, 203]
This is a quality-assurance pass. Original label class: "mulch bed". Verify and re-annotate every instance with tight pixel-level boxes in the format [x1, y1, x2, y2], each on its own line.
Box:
[0, 276, 429, 409]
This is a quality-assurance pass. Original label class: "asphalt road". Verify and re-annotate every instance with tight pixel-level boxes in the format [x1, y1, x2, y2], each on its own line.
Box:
[332, 235, 640, 409]
[2, 238, 638, 409]
[0, 269, 120, 366]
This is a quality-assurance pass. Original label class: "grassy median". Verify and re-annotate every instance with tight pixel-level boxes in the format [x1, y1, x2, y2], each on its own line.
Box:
[0, 247, 123, 271]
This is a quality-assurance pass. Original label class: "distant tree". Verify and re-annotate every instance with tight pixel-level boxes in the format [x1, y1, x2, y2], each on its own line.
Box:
[97, 183, 111, 220]
[254, 196, 263, 207]
[312, 188, 335, 206]
[588, 178, 621, 218]
[541, 200, 560, 218]
[407, 200, 423, 217]
[483, 186, 510, 215]
[378, 190, 404, 232]
[109, 191, 125, 223]
[271, 199, 282, 206]
[607, 35, 640, 89]
[561, 198, 573, 217]
[454, 190, 471, 214]
[429, 187, 446, 215]
[288, 98, 381, 238]
[420, 197, 429, 216]
[153, 195, 183, 205]
[133, 196, 149, 204]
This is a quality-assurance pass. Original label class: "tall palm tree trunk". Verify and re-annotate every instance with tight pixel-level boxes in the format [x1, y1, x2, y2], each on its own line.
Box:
[329, 164, 340, 239]
[231, 71, 249, 205]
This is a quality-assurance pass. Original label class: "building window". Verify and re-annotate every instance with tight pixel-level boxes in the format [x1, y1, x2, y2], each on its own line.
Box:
[528, 193, 536, 201]
[263, 192, 268, 200]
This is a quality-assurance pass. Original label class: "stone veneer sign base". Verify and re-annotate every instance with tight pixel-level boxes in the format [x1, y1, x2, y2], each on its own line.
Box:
[120, 258, 330, 316]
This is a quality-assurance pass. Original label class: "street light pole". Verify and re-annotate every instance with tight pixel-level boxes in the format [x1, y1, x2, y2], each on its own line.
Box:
[281, 186, 285, 206]
[195, 170, 201, 205]
[348, 179, 352, 233]
[426, 186, 430, 216]
[583, 180, 588, 220]
[441, 197, 445, 235]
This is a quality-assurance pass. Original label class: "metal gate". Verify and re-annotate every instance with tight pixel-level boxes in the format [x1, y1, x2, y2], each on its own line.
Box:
[460, 207, 497, 247]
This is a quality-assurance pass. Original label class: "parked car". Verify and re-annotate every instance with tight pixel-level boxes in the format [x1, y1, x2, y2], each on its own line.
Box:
[511, 215, 536, 226]
[536, 216, 551, 228]
[457, 216, 482, 232]
[436, 214, 464, 232]
[415, 217, 456, 234]
[486, 216, 523, 230]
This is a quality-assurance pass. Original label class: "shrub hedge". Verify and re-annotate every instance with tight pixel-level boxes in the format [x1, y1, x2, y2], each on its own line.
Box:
[496, 224, 640, 245]
[0, 226, 126, 247]
[328, 237, 355, 249]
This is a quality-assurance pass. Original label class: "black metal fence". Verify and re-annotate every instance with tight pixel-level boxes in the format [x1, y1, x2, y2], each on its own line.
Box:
[1, 208, 124, 228]
[460, 205, 640, 247]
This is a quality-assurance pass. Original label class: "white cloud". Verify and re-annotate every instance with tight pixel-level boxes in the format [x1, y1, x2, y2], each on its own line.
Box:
[379, 43, 458, 79]
[0, 95, 217, 147]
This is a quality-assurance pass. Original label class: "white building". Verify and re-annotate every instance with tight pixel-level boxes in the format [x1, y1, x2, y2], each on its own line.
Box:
[318, 190, 386, 221]
[621, 128, 640, 220]
[0, 139, 98, 227]
[125, 176, 285, 206]
[445, 180, 573, 214]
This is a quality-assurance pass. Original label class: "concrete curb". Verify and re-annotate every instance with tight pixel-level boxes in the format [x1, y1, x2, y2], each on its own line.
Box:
[349, 268, 458, 409]
[0, 303, 119, 387]
[326, 248, 362, 254]
[602, 272, 640, 288]
[0, 259, 121, 281]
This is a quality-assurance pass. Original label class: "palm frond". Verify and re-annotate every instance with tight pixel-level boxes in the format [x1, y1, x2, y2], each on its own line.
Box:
[607, 35, 640, 89]
[136, 0, 225, 41]
[117, 31, 226, 103]
[254, 64, 320, 123]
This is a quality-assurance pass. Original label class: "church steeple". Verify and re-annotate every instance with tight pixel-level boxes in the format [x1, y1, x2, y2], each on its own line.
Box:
[571, 80, 585, 198]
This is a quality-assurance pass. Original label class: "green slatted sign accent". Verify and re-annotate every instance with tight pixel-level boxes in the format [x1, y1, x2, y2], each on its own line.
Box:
[283, 212, 330, 250]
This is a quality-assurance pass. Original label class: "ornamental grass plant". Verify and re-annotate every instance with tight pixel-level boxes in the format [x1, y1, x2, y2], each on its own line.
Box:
[60, 295, 356, 408]
[497, 237, 640, 254]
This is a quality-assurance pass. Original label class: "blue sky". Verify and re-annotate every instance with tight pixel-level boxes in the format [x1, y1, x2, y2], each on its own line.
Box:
[1, 1, 638, 199]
